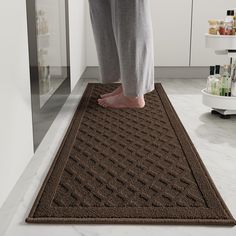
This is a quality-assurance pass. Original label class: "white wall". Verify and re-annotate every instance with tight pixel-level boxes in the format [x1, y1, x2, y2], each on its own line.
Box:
[69, 0, 87, 90]
[0, 0, 34, 207]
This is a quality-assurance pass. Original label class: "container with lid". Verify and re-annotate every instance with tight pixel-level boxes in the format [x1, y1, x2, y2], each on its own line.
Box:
[217, 20, 225, 35]
[233, 15, 236, 35]
[208, 19, 218, 35]
[224, 10, 234, 35]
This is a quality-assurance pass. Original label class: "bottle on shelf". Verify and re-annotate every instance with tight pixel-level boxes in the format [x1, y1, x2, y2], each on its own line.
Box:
[206, 66, 215, 93]
[231, 64, 236, 97]
[210, 65, 221, 96]
[36, 9, 49, 35]
[221, 65, 231, 96]
[233, 16, 236, 35]
[41, 17, 49, 34]
[224, 10, 234, 35]
[227, 65, 232, 96]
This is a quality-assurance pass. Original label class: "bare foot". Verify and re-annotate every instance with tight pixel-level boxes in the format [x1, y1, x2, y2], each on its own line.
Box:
[100, 85, 123, 98]
[97, 93, 145, 108]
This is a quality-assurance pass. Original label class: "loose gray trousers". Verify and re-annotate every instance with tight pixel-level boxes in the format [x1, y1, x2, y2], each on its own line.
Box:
[88, 0, 155, 97]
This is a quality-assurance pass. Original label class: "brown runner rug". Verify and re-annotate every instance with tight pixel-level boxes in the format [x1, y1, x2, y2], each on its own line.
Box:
[26, 83, 236, 225]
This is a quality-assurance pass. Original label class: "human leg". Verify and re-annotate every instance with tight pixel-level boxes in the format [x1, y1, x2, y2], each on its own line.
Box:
[98, 0, 155, 108]
[110, 0, 155, 97]
[88, 0, 121, 84]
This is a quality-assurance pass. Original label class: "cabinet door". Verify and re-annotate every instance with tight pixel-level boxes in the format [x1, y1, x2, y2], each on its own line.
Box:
[191, 0, 236, 66]
[150, 0, 192, 66]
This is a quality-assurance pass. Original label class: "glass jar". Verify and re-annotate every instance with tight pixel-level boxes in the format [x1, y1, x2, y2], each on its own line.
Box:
[208, 20, 218, 35]
[217, 20, 225, 35]
[233, 16, 236, 35]
[224, 15, 233, 35]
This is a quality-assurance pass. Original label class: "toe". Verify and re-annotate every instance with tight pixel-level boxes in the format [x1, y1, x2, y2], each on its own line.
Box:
[101, 100, 108, 107]
[98, 101, 104, 107]
[97, 98, 103, 104]
[100, 100, 106, 106]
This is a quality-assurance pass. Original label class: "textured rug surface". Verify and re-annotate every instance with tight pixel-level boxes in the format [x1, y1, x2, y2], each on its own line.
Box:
[26, 83, 235, 225]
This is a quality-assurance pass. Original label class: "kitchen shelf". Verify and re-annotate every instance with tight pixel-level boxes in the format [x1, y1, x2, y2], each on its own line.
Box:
[205, 34, 236, 50]
[202, 88, 236, 110]
[203, 34, 236, 118]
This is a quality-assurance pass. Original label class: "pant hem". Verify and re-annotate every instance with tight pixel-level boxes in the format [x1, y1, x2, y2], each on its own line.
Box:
[100, 77, 121, 84]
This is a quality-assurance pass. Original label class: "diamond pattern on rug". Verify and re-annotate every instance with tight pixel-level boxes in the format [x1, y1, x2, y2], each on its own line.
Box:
[26, 83, 236, 225]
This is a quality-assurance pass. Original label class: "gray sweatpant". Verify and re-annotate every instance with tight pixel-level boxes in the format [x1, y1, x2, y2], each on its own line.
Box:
[88, 0, 155, 97]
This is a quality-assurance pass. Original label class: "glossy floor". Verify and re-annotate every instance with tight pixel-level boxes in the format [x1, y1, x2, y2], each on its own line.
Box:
[1, 78, 236, 236]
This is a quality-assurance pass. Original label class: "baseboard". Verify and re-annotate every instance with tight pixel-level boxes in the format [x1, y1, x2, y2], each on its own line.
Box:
[82, 66, 209, 80]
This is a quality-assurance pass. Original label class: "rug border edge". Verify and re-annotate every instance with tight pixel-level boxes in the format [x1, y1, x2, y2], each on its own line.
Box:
[25, 216, 236, 225]
[154, 83, 236, 223]
[25, 83, 94, 220]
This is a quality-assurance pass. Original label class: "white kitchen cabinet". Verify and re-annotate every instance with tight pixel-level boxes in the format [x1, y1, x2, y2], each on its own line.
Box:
[150, 0, 192, 66]
[191, 0, 236, 66]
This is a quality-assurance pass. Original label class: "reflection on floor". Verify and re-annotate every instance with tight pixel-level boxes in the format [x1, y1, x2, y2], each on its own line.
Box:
[0, 77, 236, 236]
